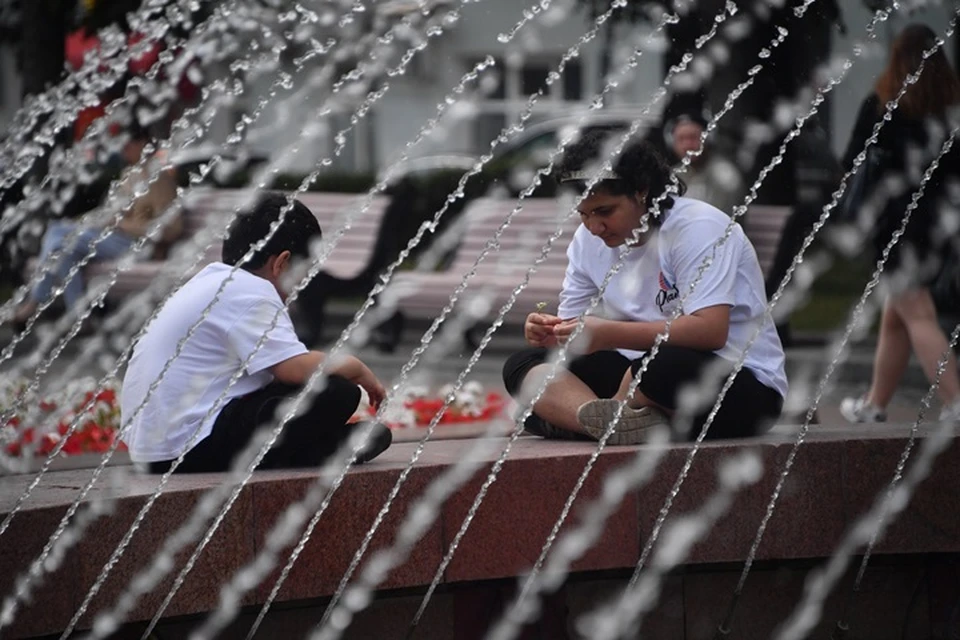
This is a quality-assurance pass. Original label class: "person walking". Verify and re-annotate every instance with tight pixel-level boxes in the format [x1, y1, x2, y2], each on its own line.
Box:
[840, 24, 960, 423]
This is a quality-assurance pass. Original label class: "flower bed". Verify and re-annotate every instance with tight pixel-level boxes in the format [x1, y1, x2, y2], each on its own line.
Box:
[353, 381, 507, 430]
[1, 377, 508, 473]
[1, 378, 128, 472]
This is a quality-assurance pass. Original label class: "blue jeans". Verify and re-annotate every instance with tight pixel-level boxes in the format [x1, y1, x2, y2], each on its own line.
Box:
[31, 220, 134, 310]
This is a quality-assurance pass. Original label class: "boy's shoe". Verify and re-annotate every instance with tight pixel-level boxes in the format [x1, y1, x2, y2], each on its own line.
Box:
[352, 422, 393, 463]
[576, 399, 670, 445]
[839, 397, 887, 423]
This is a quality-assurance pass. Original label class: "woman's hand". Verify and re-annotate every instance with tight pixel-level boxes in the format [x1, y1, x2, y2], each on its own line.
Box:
[525, 312, 562, 347]
[553, 316, 611, 353]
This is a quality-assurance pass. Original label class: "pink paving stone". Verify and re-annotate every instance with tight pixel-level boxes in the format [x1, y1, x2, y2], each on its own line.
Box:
[72, 484, 257, 631]
[0, 505, 81, 639]
[631, 434, 847, 566]
[745, 437, 850, 562]
[250, 461, 445, 602]
[840, 431, 960, 556]
[440, 438, 641, 583]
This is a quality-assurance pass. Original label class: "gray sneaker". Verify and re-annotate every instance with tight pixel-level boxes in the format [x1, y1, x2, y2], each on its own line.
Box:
[576, 399, 670, 445]
[939, 399, 960, 422]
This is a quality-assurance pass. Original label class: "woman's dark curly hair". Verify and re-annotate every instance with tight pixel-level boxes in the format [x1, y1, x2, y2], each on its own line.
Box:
[555, 130, 684, 225]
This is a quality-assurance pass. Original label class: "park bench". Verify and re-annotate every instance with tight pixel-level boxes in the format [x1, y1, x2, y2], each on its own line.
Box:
[741, 204, 793, 279]
[26, 189, 390, 300]
[382, 197, 793, 349]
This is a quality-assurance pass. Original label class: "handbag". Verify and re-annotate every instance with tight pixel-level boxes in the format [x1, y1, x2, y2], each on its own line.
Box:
[836, 145, 891, 225]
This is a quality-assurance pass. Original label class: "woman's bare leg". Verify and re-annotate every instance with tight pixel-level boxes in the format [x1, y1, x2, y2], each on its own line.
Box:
[519, 364, 598, 435]
[894, 288, 960, 406]
[865, 298, 911, 409]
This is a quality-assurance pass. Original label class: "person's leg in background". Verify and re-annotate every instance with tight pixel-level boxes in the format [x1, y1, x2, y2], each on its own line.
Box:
[580, 345, 783, 442]
[845, 288, 960, 422]
[502, 347, 631, 440]
[894, 288, 960, 413]
[862, 297, 912, 412]
[17, 220, 78, 321]
[21, 221, 134, 319]
[764, 202, 822, 348]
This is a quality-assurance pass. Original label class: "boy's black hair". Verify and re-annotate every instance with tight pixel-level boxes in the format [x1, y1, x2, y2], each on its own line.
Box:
[222, 192, 322, 270]
[555, 130, 684, 224]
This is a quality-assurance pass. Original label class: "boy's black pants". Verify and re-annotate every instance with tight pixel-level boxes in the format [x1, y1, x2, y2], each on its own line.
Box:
[502, 345, 783, 441]
[148, 376, 362, 473]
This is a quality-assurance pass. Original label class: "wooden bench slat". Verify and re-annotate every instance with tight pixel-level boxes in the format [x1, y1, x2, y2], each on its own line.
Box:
[392, 199, 792, 329]
[30, 189, 391, 302]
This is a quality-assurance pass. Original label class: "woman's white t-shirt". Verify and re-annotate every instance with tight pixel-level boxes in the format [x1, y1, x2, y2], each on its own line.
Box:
[121, 263, 308, 463]
[558, 197, 788, 398]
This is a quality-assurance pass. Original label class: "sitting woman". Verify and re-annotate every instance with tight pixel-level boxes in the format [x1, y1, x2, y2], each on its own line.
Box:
[502, 133, 787, 444]
[14, 121, 182, 325]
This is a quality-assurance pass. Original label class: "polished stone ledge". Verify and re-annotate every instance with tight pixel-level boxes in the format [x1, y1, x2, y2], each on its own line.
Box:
[1, 422, 957, 638]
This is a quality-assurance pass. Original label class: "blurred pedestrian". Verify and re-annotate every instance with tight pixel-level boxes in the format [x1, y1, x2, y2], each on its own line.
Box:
[840, 24, 960, 423]
[13, 121, 182, 325]
[666, 110, 742, 217]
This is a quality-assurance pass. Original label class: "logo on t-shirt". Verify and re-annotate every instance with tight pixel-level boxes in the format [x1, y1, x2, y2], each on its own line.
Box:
[656, 271, 679, 312]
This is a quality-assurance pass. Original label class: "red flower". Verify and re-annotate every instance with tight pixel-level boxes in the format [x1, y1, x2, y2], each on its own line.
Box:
[38, 434, 59, 456]
[62, 435, 84, 456]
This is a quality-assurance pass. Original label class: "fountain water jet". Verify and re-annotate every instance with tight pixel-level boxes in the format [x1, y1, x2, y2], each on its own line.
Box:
[0, 0, 438, 493]
[0, 0, 207, 191]
[146, 4, 644, 637]
[0, 3, 462, 629]
[47, 5, 494, 637]
[584, 50, 959, 638]
[791, 323, 960, 640]
[304, 6, 791, 639]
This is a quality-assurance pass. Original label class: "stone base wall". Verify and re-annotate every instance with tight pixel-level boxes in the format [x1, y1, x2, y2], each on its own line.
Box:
[86, 554, 959, 640]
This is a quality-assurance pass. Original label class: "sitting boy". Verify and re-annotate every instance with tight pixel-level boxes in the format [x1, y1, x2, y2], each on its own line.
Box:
[121, 192, 392, 473]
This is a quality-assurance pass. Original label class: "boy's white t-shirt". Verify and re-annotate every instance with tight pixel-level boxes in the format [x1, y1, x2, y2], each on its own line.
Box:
[558, 197, 788, 398]
[121, 262, 308, 463]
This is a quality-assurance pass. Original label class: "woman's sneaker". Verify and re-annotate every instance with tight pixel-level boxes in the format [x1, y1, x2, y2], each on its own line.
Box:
[839, 397, 886, 423]
[576, 399, 669, 445]
[938, 399, 960, 422]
